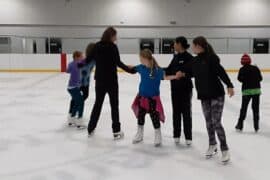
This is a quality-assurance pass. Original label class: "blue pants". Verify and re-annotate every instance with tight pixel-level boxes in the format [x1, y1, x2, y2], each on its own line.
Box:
[68, 88, 84, 118]
[69, 86, 89, 114]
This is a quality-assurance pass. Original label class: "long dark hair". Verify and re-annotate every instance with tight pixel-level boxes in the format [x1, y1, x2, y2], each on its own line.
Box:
[193, 36, 216, 55]
[101, 26, 117, 42]
[85, 43, 95, 57]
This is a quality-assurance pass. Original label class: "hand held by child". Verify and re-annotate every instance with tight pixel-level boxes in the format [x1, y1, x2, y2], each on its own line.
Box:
[176, 71, 185, 80]
[127, 65, 135, 69]
[227, 88, 235, 98]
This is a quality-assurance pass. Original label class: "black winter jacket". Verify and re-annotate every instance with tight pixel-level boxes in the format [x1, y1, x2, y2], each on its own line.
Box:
[187, 53, 234, 100]
[85, 41, 134, 86]
[165, 51, 194, 93]
[238, 64, 263, 91]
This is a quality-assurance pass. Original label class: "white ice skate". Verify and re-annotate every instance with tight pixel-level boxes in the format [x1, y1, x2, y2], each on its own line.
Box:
[67, 115, 76, 126]
[154, 128, 162, 147]
[132, 126, 144, 144]
[114, 131, 124, 140]
[88, 130, 95, 138]
[76, 118, 86, 129]
[205, 145, 218, 159]
[221, 150, 230, 164]
[174, 138, 180, 144]
[186, 140, 192, 146]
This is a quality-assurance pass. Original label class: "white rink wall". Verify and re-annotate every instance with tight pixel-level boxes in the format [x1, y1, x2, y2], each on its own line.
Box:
[0, 54, 60, 71]
[1, 54, 270, 72]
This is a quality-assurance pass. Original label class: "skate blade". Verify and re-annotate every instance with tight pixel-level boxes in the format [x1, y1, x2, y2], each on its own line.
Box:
[222, 159, 230, 165]
[154, 143, 162, 147]
[235, 129, 243, 133]
[132, 139, 143, 144]
[88, 132, 95, 138]
[77, 126, 87, 130]
[68, 123, 76, 127]
[206, 151, 218, 159]
[114, 135, 124, 140]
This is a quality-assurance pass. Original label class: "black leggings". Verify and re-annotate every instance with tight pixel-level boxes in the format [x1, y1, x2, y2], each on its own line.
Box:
[88, 83, 120, 133]
[137, 97, 161, 129]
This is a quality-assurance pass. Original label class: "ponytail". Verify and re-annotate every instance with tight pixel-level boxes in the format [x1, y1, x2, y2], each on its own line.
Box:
[140, 49, 160, 78]
[193, 36, 216, 56]
[206, 43, 216, 55]
[149, 56, 159, 78]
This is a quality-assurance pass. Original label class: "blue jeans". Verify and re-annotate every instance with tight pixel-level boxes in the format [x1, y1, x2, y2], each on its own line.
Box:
[69, 86, 89, 114]
[68, 87, 84, 118]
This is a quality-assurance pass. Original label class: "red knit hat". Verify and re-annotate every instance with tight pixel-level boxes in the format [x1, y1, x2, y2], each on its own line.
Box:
[241, 53, 251, 65]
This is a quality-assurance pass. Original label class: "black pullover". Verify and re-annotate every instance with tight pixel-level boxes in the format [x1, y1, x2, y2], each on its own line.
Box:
[85, 41, 135, 85]
[165, 51, 194, 93]
[187, 53, 234, 100]
[238, 64, 263, 91]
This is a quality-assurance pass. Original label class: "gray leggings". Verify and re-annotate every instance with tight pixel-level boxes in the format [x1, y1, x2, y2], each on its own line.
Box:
[201, 96, 229, 151]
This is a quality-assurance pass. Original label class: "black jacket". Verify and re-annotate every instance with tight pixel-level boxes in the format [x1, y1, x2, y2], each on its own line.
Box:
[238, 64, 263, 90]
[85, 41, 134, 86]
[187, 53, 234, 100]
[165, 51, 194, 93]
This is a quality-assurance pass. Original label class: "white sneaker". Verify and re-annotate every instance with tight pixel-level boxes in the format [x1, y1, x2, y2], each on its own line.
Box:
[205, 145, 218, 159]
[76, 118, 86, 129]
[67, 115, 76, 126]
[174, 138, 180, 144]
[154, 128, 162, 147]
[186, 140, 192, 146]
[133, 126, 144, 144]
[114, 131, 124, 140]
[221, 150, 230, 164]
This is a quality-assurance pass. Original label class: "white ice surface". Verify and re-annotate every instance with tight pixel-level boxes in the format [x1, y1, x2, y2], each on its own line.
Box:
[0, 73, 270, 180]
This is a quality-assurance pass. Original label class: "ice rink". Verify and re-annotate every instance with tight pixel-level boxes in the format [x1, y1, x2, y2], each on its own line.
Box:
[0, 72, 269, 180]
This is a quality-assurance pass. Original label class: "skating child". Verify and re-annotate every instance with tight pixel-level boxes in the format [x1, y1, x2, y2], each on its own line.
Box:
[69, 43, 95, 119]
[131, 49, 180, 147]
[235, 54, 263, 132]
[66, 51, 86, 129]
[178, 36, 234, 163]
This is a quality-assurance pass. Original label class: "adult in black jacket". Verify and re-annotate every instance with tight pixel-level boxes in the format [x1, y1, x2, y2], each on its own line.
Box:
[165, 37, 193, 145]
[235, 54, 263, 132]
[178, 36, 234, 163]
[85, 27, 135, 140]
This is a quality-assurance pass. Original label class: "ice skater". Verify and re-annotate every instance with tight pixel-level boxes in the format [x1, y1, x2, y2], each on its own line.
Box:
[69, 43, 95, 121]
[83, 27, 135, 140]
[177, 36, 234, 163]
[131, 49, 181, 147]
[165, 36, 194, 146]
[66, 51, 86, 129]
[235, 53, 263, 132]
